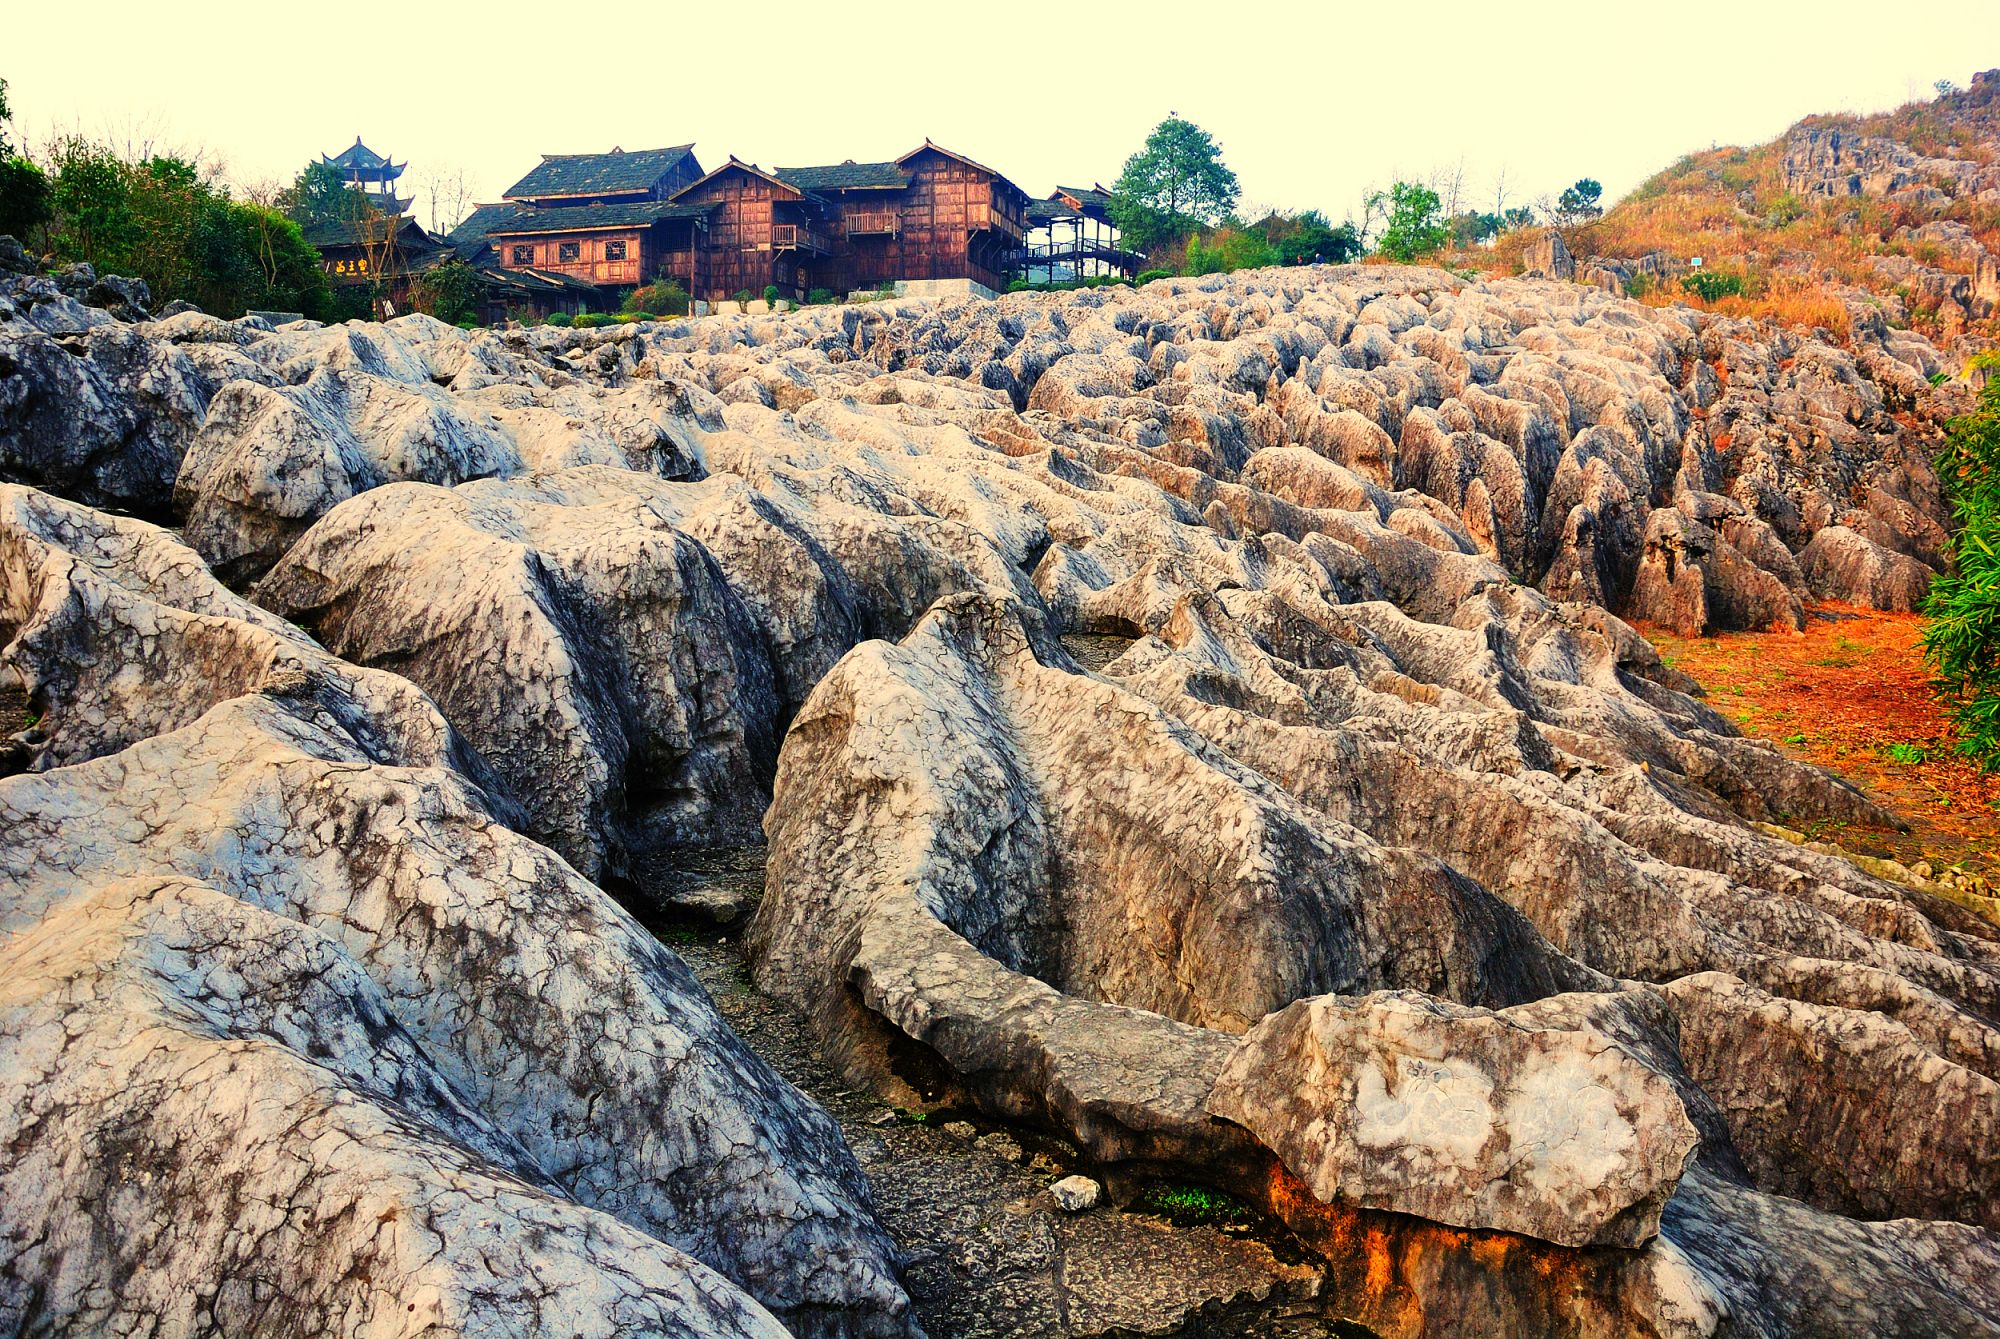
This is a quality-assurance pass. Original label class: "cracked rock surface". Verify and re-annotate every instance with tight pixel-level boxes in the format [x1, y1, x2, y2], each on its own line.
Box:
[0, 494, 913, 1336]
[2, 264, 1997, 1337]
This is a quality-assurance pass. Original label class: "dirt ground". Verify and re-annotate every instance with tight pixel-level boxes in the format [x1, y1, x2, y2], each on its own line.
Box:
[1644, 603, 2000, 879]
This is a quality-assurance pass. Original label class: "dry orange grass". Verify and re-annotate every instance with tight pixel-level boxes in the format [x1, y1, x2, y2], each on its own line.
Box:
[1445, 120, 2000, 344]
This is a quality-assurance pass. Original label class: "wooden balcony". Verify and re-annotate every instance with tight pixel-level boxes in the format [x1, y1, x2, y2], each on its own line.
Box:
[845, 210, 901, 238]
[980, 205, 1025, 241]
[771, 223, 833, 255]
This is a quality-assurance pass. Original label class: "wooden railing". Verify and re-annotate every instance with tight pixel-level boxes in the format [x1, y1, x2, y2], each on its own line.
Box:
[771, 223, 833, 254]
[844, 211, 901, 237]
[982, 205, 1025, 241]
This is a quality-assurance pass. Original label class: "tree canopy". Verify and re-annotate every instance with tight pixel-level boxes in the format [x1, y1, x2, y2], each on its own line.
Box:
[34, 137, 332, 318]
[1551, 178, 1604, 233]
[1109, 116, 1240, 254]
[280, 159, 380, 234]
[0, 76, 53, 242]
[1369, 182, 1449, 262]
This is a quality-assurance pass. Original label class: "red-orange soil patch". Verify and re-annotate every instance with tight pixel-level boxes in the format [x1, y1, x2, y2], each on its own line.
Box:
[1643, 604, 2000, 876]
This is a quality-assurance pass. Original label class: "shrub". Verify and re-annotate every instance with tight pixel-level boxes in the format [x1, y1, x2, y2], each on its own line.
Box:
[731, 289, 754, 303]
[762, 283, 781, 304]
[572, 312, 615, 328]
[622, 275, 689, 317]
[1681, 269, 1747, 302]
[1923, 357, 2000, 767]
[1624, 271, 1655, 299]
[409, 258, 483, 325]
[1136, 268, 1173, 285]
[808, 287, 834, 305]
[545, 311, 573, 327]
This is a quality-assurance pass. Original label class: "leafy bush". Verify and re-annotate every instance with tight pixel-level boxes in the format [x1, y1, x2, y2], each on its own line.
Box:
[623, 275, 689, 316]
[1136, 268, 1173, 284]
[572, 312, 615, 328]
[1624, 271, 1655, 299]
[409, 258, 483, 325]
[731, 289, 754, 303]
[1680, 269, 1747, 302]
[762, 283, 781, 304]
[1183, 227, 1278, 276]
[808, 287, 834, 305]
[1923, 358, 2000, 767]
[545, 311, 573, 327]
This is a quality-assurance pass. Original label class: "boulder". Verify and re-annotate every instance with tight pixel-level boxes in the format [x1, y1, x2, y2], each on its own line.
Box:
[1208, 990, 1699, 1248]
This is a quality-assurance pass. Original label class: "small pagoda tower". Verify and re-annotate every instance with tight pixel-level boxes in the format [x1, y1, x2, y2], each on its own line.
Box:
[321, 137, 410, 215]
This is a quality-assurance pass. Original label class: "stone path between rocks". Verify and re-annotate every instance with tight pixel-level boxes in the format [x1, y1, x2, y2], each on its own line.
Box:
[633, 855, 1382, 1339]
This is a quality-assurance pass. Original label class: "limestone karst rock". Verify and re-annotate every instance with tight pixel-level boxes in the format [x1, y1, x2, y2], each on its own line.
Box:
[0, 489, 915, 1337]
[5, 261, 1958, 633]
[747, 586, 2000, 1334]
[3, 262, 1998, 1337]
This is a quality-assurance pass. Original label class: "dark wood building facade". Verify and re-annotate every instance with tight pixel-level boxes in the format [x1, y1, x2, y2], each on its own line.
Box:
[450, 138, 1029, 314]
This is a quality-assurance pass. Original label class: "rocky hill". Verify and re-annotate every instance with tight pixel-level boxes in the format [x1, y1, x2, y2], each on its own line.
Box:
[1494, 69, 2000, 369]
[2, 248, 1997, 1338]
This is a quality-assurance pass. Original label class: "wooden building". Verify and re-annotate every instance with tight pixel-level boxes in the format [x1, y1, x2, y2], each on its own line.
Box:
[770, 142, 1028, 298]
[1023, 185, 1143, 283]
[306, 212, 451, 316]
[451, 137, 1030, 315]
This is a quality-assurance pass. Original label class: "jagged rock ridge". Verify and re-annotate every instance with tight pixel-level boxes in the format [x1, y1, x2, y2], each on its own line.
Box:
[1, 261, 1996, 1337]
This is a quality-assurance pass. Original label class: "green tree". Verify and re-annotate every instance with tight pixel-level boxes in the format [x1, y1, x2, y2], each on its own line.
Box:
[1369, 182, 1449, 262]
[1109, 116, 1240, 254]
[0, 156, 50, 241]
[1449, 210, 1506, 247]
[1551, 178, 1604, 232]
[1259, 209, 1361, 265]
[1924, 359, 2000, 766]
[0, 78, 51, 242]
[48, 137, 139, 268]
[280, 159, 378, 234]
[410, 258, 484, 324]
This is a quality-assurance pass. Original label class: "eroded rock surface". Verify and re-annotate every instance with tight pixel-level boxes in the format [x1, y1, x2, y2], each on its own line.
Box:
[0, 494, 914, 1336]
[3, 262, 1996, 1337]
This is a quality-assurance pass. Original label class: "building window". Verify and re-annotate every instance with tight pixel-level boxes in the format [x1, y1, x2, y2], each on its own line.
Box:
[605, 239, 627, 261]
[558, 241, 580, 263]
[511, 245, 533, 264]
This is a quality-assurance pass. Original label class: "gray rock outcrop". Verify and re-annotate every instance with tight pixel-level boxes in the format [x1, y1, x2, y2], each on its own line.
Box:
[0, 487, 915, 1336]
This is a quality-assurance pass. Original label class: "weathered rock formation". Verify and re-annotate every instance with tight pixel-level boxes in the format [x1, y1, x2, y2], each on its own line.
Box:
[2, 262, 1995, 1337]
[0, 486, 914, 1336]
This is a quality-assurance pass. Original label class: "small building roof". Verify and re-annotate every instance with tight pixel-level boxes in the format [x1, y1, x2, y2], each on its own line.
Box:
[774, 159, 909, 192]
[503, 144, 699, 201]
[478, 265, 602, 294]
[483, 200, 715, 237]
[674, 157, 812, 203]
[321, 137, 405, 179]
[302, 212, 440, 252]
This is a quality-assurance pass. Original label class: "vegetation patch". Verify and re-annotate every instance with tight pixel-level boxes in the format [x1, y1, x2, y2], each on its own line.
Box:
[1137, 1182, 1254, 1228]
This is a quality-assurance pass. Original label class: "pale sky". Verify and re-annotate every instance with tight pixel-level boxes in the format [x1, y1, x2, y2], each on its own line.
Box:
[7, 1, 1994, 232]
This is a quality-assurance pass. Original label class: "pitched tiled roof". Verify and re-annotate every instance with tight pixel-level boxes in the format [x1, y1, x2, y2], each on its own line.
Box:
[448, 202, 525, 259]
[503, 145, 697, 200]
[478, 266, 601, 293]
[483, 200, 714, 235]
[302, 213, 438, 251]
[775, 160, 909, 192]
[1055, 184, 1115, 210]
[321, 137, 404, 176]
